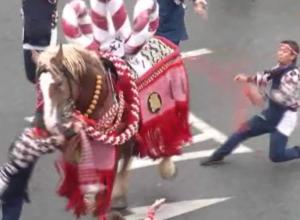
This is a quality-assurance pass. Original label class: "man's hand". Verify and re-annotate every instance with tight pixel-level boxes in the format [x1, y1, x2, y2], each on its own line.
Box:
[193, 0, 208, 19]
[243, 84, 265, 107]
[234, 73, 249, 83]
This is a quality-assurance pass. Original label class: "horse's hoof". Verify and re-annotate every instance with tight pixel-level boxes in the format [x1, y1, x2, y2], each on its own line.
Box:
[111, 196, 128, 210]
[107, 211, 125, 220]
[158, 158, 178, 179]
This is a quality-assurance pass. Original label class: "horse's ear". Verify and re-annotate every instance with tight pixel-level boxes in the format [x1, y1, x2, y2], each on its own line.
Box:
[31, 50, 39, 64]
[55, 43, 64, 63]
[51, 44, 64, 68]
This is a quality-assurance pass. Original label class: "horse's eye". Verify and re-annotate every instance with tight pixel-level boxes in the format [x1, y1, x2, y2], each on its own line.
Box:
[55, 80, 63, 87]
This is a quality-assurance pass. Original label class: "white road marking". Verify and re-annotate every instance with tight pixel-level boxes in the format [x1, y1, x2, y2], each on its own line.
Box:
[131, 147, 251, 170]
[126, 197, 231, 220]
[131, 112, 253, 170]
[191, 132, 212, 143]
[181, 48, 212, 58]
[189, 112, 252, 150]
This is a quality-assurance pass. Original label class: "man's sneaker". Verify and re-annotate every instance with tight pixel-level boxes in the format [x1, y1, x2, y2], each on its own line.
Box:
[294, 146, 300, 157]
[200, 155, 225, 166]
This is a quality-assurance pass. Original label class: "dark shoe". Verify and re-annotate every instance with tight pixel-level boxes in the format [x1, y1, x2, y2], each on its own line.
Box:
[294, 146, 300, 157]
[200, 155, 225, 166]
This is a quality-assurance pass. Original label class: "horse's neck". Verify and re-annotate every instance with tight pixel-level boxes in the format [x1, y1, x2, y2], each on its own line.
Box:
[76, 73, 114, 121]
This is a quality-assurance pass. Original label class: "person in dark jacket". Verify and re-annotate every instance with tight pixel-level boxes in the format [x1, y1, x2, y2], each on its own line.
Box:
[156, 0, 207, 45]
[0, 2, 58, 219]
[201, 40, 300, 166]
[22, 0, 58, 83]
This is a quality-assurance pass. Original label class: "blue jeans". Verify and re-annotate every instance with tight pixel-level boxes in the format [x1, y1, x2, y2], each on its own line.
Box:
[1, 165, 34, 220]
[1, 197, 24, 220]
[213, 115, 300, 162]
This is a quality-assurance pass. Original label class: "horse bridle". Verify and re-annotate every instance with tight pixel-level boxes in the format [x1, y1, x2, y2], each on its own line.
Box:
[36, 57, 120, 128]
[37, 65, 79, 123]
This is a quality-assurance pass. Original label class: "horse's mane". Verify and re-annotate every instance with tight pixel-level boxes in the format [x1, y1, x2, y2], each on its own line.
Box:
[38, 44, 105, 80]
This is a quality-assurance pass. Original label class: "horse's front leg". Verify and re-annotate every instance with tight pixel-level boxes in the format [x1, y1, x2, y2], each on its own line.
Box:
[111, 140, 134, 210]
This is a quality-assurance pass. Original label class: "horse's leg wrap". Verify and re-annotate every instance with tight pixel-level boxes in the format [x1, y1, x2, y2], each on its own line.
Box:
[111, 141, 134, 209]
[158, 157, 177, 179]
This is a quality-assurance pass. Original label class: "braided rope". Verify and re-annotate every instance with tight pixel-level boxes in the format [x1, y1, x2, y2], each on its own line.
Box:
[95, 91, 125, 134]
[85, 52, 140, 145]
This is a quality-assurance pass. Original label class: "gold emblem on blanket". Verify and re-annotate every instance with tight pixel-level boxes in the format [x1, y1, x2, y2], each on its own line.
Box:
[148, 92, 162, 113]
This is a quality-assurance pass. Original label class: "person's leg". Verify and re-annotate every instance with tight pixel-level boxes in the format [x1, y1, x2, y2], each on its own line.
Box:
[269, 130, 300, 162]
[1, 196, 24, 220]
[21, 0, 58, 84]
[23, 50, 37, 83]
[201, 115, 270, 165]
[1, 164, 34, 220]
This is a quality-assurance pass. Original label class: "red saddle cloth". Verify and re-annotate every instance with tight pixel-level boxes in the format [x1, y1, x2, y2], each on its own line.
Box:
[136, 36, 191, 159]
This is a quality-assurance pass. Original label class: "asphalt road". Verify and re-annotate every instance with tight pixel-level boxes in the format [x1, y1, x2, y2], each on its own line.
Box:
[1, 0, 300, 219]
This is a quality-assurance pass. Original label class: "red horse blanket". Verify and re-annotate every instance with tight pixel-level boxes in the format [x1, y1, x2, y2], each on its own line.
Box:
[131, 36, 191, 159]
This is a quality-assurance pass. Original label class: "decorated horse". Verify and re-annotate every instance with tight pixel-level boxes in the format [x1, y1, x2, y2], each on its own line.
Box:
[34, 40, 190, 219]
[0, 0, 190, 219]
[60, 0, 191, 210]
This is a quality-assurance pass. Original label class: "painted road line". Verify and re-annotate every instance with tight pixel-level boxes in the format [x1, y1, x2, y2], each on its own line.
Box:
[131, 146, 251, 170]
[181, 48, 212, 59]
[126, 197, 231, 220]
[189, 112, 252, 150]
[131, 112, 253, 170]
[191, 132, 213, 143]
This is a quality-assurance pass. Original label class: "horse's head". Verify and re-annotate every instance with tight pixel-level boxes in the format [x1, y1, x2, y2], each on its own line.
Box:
[35, 44, 110, 134]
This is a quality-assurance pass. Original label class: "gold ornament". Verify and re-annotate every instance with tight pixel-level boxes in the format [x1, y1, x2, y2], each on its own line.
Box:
[83, 74, 102, 116]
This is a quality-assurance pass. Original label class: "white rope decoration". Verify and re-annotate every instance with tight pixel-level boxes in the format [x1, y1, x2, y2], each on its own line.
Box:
[85, 52, 140, 145]
[95, 91, 125, 134]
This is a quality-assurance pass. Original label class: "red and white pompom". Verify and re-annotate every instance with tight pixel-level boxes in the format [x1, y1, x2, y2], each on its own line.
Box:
[61, 0, 98, 50]
[124, 0, 159, 55]
[61, 0, 159, 56]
